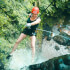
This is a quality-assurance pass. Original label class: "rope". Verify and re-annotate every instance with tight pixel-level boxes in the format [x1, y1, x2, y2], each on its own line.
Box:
[40, 1, 53, 16]
[37, 28, 70, 40]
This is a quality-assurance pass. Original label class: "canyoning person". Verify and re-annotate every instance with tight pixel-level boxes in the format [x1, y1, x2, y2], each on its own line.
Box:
[7, 7, 41, 62]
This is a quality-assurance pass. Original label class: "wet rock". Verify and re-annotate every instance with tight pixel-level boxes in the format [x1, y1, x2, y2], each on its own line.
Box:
[53, 35, 67, 45]
[56, 58, 69, 70]
[43, 23, 52, 41]
[54, 55, 70, 70]
[53, 32, 70, 46]
[28, 54, 70, 70]
[55, 46, 60, 51]
[63, 55, 70, 65]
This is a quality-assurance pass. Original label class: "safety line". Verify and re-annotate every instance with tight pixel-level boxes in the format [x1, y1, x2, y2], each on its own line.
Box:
[37, 28, 70, 40]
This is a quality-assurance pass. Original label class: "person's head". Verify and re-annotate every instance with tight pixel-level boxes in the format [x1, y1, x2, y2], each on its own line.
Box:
[31, 7, 39, 18]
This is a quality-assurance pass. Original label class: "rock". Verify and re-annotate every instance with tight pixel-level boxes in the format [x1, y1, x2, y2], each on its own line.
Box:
[55, 46, 60, 51]
[63, 55, 70, 65]
[43, 23, 52, 41]
[28, 54, 70, 70]
[62, 29, 70, 36]
[54, 55, 70, 70]
[53, 35, 67, 45]
[53, 32, 70, 46]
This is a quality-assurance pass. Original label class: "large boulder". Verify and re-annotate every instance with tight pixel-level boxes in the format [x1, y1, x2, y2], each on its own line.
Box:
[53, 32, 70, 46]
[28, 54, 70, 70]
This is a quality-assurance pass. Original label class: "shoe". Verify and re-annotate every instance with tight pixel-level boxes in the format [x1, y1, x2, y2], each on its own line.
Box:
[6, 55, 12, 59]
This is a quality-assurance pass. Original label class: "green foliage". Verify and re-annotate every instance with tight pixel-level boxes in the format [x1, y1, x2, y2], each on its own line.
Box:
[39, 0, 70, 16]
[0, 0, 33, 65]
[0, 0, 33, 37]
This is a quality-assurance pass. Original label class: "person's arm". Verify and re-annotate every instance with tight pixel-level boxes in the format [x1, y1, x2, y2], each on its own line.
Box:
[30, 17, 41, 26]
[25, 17, 41, 27]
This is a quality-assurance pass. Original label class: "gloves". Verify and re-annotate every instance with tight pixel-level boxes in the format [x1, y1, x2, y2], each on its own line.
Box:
[25, 23, 31, 28]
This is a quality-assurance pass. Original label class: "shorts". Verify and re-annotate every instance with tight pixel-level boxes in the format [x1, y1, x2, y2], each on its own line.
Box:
[22, 28, 36, 36]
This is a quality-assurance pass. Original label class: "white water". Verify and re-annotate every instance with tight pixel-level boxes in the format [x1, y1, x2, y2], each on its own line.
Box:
[42, 39, 70, 60]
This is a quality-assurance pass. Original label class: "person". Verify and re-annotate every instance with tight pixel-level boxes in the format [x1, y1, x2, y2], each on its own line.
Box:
[7, 7, 41, 62]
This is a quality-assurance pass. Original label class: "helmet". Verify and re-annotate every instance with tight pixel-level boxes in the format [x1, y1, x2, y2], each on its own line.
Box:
[31, 7, 39, 14]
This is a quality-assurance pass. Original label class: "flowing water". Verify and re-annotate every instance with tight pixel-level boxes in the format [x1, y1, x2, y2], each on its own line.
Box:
[42, 39, 70, 59]
[5, 26, 70, 70]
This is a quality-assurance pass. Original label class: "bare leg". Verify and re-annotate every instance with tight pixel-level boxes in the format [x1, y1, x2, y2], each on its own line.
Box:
[10, 33, 27, 55]
[30, 36, 36, 62]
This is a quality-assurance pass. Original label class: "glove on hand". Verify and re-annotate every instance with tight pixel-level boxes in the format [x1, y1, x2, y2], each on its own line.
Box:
[25, 23, 31, 28]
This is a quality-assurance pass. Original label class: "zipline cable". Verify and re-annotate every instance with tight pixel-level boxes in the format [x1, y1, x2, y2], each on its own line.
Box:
[39, 1, 54, 16]
[37, 28, 70, 40]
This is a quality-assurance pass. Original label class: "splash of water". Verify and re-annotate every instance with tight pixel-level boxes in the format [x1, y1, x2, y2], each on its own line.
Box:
[5, 47, 46, 70]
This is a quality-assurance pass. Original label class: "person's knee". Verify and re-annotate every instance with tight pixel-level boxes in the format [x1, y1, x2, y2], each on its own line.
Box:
[16, 40, 20, 44]
[31, 44, 35, 48]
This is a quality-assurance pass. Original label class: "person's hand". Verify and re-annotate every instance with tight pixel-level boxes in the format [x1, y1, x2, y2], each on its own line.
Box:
[25, 23, 31, 28]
